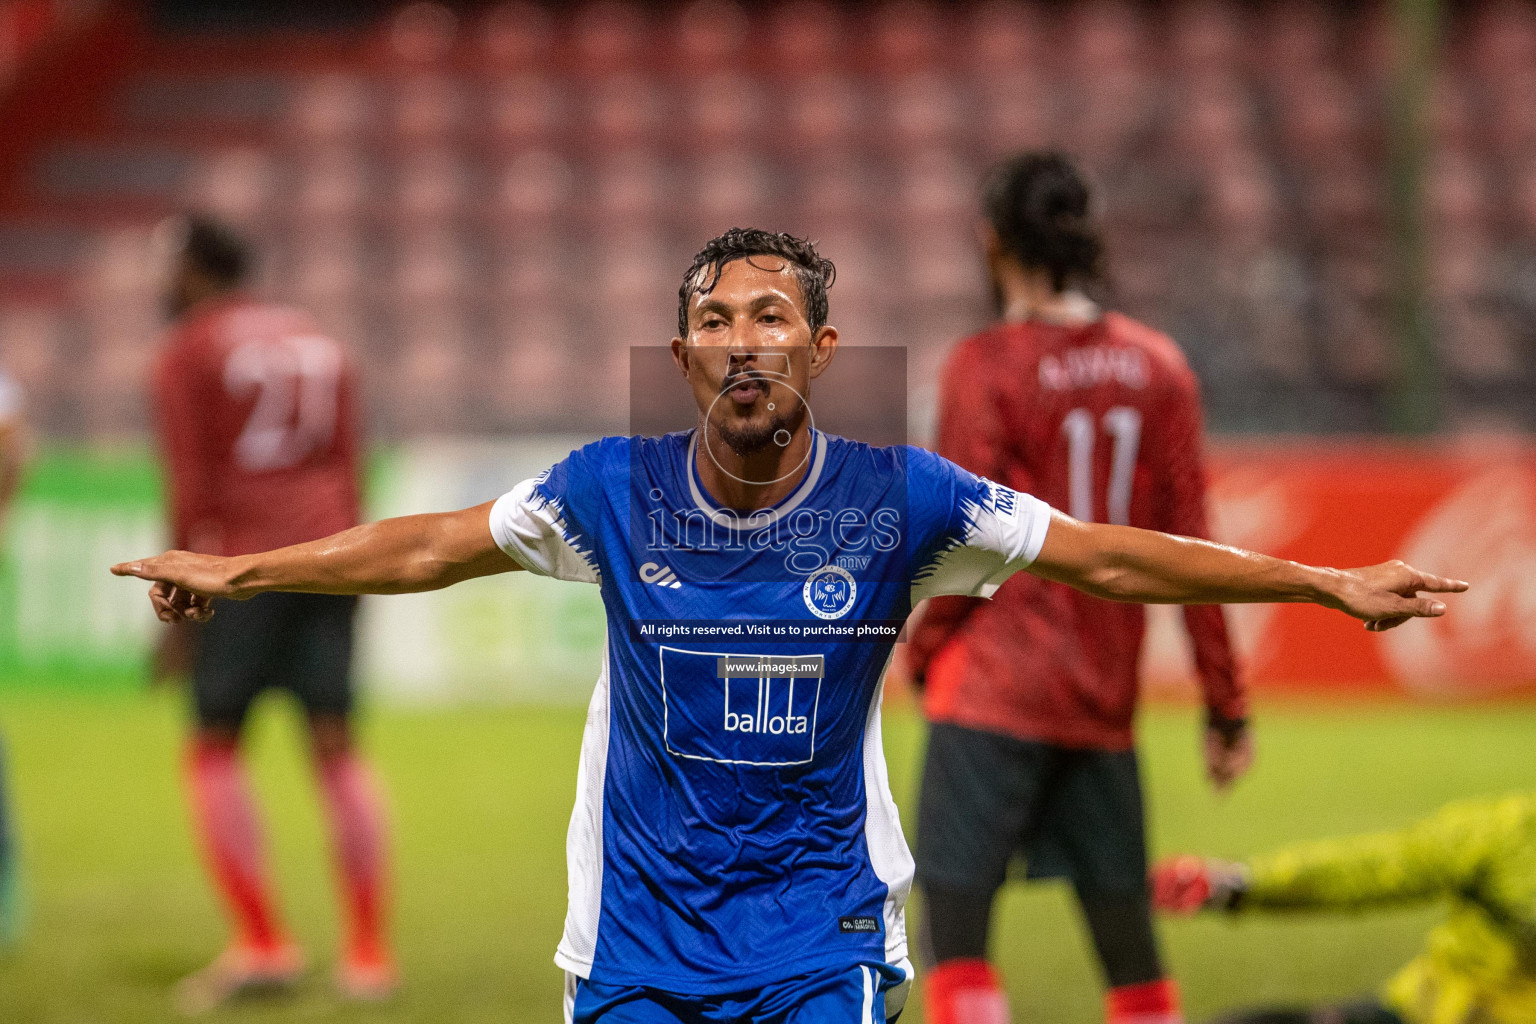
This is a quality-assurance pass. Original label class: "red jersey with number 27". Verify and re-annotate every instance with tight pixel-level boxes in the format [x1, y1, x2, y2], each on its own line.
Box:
[908, 312, 1245, 751]
[153, 295, 360, 557]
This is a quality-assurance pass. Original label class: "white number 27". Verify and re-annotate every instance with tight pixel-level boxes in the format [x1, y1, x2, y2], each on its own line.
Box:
[224, 334, 343, 472]
[1060, 406, 1142, 525]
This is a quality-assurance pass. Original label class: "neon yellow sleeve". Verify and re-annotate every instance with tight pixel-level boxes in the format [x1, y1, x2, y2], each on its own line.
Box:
[1243, 795, 1524, 915]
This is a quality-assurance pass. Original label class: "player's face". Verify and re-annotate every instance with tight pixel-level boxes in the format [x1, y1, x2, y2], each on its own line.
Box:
[672, 257, 837, 458]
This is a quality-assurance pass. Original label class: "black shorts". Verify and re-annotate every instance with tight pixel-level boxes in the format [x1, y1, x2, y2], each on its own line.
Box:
[915, 722, 1148, 895]
[192, 592, 358, 731]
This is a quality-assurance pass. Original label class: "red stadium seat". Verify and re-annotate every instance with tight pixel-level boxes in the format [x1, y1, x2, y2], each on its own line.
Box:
[381, 2, 460, 72]
[182, 148, 277, 230]
[388, 73, 467, 150]
[767, 1, 847, 71]
[678, 74, 764, 155]
[961, 1, 1045, 77]
[867, 1, 949, 76]
[582, 74, 666, 154]
[286, 228, 367, 307]
[587, 150, 671, 231]
[671, 0, 750, 77]
[287, 74, 376, 147]
[473, 2, 556, 76]
[684, 153, 774, 238]
[292, 150, 373, 228]
[881, 75, 965, 156]
[484, 75, 569, 153]
[569, 2, 652, 78]
[494, 147, 575, 218]
[780, 74, 867, 158]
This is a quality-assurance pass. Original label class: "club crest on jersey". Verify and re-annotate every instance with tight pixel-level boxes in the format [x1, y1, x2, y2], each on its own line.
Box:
[803, 564, 857, 620]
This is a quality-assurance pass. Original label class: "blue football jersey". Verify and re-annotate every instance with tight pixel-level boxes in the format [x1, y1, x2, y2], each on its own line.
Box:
[489, 429, 1052, 993]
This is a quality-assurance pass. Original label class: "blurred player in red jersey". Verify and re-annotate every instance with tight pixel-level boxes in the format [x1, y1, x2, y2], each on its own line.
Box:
[153, 217, 393, 1011]
[909, 153, 1252, 1024]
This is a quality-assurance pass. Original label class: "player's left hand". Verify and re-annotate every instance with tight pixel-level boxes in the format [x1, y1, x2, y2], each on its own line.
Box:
[143, 578, 216, 623]
[1327, 561, 1468, 631]
[1204, 719, 1254, 793]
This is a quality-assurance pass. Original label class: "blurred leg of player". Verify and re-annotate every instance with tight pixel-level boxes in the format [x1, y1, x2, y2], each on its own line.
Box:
[916, 725, 1040, 1024]
[179, 724, 302, 1013]
[1078, 891, 1179, 1023]
[288, 593, 394, 999]
[178, 592, 393, 1011]
[918, 728, 1183, 1024]
[0, 731, 21, 947]
[1044, 749, 1180, 1024]
[308, 713, 394, 999]
[918, 883, 1009, 1024]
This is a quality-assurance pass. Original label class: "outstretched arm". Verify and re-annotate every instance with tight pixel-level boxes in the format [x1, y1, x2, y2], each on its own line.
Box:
[1154, 796, 1531, 924]
[1029, 511, 1466, 631]
[112, 501, 520, 623]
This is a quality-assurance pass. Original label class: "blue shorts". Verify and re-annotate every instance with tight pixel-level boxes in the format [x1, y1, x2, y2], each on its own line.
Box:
[565, 959, 912, 1024]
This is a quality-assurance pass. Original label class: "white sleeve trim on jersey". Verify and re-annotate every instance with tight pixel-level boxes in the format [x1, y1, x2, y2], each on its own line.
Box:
[861, 661, 914, 967]
[911, 482, 1053, 602]
[554, 637, 610, 979]
[489, 477, 601, 584]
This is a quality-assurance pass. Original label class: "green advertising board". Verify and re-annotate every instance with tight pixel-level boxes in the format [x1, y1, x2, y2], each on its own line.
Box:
[0, 447, 165, 689]
[0, 440, 608, 704]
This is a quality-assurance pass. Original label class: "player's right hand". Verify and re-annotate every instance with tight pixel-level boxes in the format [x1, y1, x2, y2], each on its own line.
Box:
[1327, 560, 1469, 631]
[110, 551, 240, 623]
[1151, 856, 1247, 914]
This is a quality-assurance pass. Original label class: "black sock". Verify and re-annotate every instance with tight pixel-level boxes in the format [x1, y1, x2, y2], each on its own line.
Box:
[918, 883, 996, 965]
[1076, 888, 1164, 988]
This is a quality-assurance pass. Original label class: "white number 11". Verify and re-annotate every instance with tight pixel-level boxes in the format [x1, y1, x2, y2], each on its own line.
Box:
[1061, 406, 1142, 525]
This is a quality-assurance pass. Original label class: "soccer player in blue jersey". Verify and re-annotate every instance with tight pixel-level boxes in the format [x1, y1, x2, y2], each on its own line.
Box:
[113, 229, 1467, 1023]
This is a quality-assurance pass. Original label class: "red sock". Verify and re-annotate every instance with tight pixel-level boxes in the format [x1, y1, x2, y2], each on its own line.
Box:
[316, 752, 390, 965]
[185, 737, 286, 953]
[924, 958, 1010, 1024]
[1107, 979, 1184, 1024]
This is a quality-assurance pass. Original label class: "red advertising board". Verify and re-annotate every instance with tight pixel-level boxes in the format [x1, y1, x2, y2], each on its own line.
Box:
[1141, 440, 1536, 699]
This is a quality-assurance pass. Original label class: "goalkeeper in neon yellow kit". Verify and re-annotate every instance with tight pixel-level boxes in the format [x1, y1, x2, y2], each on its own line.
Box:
[1153, 792, 1536, 1024]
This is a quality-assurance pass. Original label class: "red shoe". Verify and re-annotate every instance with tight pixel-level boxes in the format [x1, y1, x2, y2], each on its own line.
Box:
[336, 949, 398, 1002]
[173, 942, 304, 1015]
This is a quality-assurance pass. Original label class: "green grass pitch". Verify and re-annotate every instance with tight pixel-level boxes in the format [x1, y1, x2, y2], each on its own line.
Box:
[0, 689, 1531, 1023]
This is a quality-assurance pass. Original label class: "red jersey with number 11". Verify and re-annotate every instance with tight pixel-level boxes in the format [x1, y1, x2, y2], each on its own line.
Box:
[908, 312, 1245, 751]
[153, 295, 360, 557]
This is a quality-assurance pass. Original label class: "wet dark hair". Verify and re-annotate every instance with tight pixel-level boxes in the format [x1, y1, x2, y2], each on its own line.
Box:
[181, 215, 251, 287]
[678, 227, 836, 337]
[983, 151, 1104, 292]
